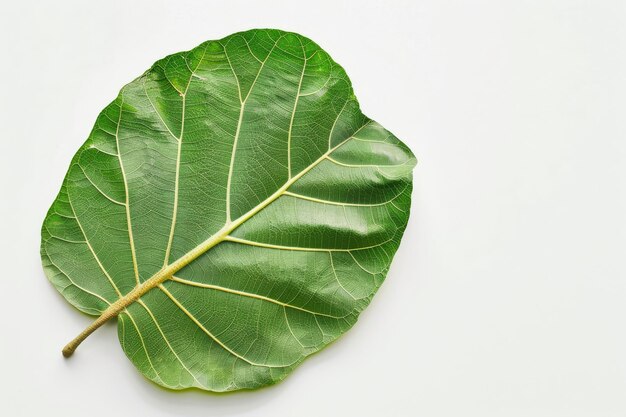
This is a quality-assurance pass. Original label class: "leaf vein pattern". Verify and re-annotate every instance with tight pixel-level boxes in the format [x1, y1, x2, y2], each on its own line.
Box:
[76, 164, 126, 206]
[66, 193, 123, 298]
[287, 38, 307, 178]
[329, 252, 357, 300]
[223, 235, 393, 252]
[171, 276, 348, 318]
[137, 300, 205, 388]
[283, 183, 409, 207]
[223, 35, 285, 223]
[114, 91, 141, 287]
[42, 252, 112, 308]
[162, 44, 209, 267]
[158, 284, 295, 368]
[124, 310, 167, 386]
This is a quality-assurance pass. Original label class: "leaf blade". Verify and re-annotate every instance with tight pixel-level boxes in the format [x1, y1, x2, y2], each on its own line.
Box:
[42, 29, 416, 392]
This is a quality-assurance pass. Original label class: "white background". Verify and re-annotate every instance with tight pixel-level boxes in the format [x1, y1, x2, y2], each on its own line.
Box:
[1, 1, 625, 416]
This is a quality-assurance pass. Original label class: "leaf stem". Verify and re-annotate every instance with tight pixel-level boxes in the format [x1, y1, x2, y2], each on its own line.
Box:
[62, 276, 164, 356]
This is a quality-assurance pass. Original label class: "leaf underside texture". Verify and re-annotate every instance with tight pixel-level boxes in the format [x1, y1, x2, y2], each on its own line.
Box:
[41, 28, 416, 392]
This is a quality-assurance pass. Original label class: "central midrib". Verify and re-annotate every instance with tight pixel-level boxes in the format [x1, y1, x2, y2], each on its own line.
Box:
[61, 120, 371, 357]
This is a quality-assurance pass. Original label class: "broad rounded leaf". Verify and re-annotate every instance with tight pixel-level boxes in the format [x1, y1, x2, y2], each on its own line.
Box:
[41, 29, 416, 392]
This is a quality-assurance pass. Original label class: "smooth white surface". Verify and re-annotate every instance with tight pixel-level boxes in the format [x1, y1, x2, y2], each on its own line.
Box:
[1, 1, 625, 416]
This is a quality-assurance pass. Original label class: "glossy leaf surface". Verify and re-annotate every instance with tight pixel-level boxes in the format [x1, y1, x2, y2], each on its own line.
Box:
[41, 29, 416, 391]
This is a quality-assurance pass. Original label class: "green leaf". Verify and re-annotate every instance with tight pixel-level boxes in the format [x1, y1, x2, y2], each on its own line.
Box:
[41, 29, 416, 392]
